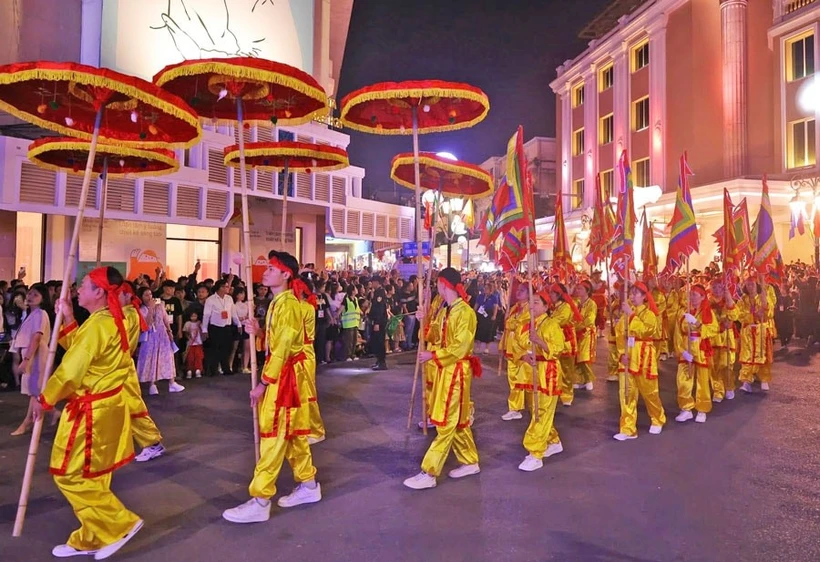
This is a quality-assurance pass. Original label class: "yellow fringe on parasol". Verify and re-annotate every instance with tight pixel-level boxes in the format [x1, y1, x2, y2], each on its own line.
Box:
[223, 145, 349, 172]
[27, 140, 180, 178]
[390, 154, 492, 196]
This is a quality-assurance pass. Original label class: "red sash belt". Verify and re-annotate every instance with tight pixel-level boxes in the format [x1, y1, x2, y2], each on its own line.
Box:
[276, 352, 307, 409]
[467, 355, 483, 378]
[66, 385, 124, 421]
[700, 339, 713, 358]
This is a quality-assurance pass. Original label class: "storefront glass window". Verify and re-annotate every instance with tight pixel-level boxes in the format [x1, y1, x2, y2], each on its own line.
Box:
[166, 224, 220, 282]
[16, 212, 43, 283]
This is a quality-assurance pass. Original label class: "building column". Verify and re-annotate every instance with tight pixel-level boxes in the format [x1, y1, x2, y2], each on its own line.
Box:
[720, 0, 749, 178]
[612, 43, 630, 174]
[583, 65, 599, 209]
[560, 85, 572, 212]
[648, 21, 667, 188]
[80, 0, 103, 66]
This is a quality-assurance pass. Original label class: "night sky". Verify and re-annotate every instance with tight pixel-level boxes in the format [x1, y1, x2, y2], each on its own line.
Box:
[336, 0, 614, 200]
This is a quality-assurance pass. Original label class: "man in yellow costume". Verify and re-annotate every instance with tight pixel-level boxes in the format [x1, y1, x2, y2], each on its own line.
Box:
[664, 276, 682, 361]
[223, 251, 321, 523]
[736, 276, 773, 393]
[404, 268, 480, 490]
[548, 283, 582, 406]
[499, 281, 530, 421]
[418, 288, 446, 430]
[34, 266, 143, 559]
[648, 277, 668, 361]
[708, 278, 738, 402]
[674, 285, 718, 423]
[573, 280, 597, 391]
[613, 282, 666, 440]
[518, 289, 566, 471]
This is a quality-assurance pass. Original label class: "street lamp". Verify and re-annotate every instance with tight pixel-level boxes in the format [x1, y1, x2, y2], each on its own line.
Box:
[789, 172, 820, 269]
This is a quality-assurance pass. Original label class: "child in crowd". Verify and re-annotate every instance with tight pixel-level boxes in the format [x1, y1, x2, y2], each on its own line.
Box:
[183, 311, 204, 379]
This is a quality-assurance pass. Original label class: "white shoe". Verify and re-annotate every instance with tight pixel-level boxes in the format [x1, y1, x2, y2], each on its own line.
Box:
[222, 498, 271, 523]
[403, 472, 436, 490]
[195, 370, 202, 378]
[713, 396, 723, 403]
[584, 382, 594, 391]
[545, 442, 563, 458]
[185, 371, 192, 379]
[613, 433, 637, 441]
[52, 544, 97, 557]
[501, 410, 523, 421]
[353, 357, 359, 361]
[695, 412, 707, 423]
[148, 384, 158, 396]
[675, 410, 694, 423]
[448, 463, 480, 479]
[168, 381, 185, 393]
[572, 383, 583, 389]
[307, 435, 326, 445]
[659, 353, 668, 361]
[741, 382, 753, 393]
[417, 419, 435, 429]
[518, 455, 543, 472]
[649, 425, 663, 435]
[725, 390, 735, 400]
[346, 358, 353, 362]
[761, 382, 770, 391]
[277, 483, 322, 508]
[134, 443, 165, 463]
[94, 519, 143, 560]
[562, 401, 572, 407]
[606, 375, 618, 382]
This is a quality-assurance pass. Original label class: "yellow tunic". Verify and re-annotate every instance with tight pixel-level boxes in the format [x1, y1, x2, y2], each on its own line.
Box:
[575, 298, 597, 364]
[616, 304, 658, 379]
[607, 294, 622, 377]
[675, 307, 718, 413]
[652, 289, 667, 344]
[300, 299, 324, 438]
[666, 289, 682, 350]
[502, 301, 531, 411]
[552, 301, 578, 357]
[736, 294, 770, 366]
[424, 294, 447, 410]
[709, 300, 739, 362]
[674, 308, 719, 366]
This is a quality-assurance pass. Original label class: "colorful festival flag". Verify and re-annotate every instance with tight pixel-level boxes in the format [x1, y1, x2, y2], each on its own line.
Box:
[586, 173, 615, 266]
[552, 180, 572, 278]
[641, 209, 658, 279]
[663, 152, 699, 273]
[610, 150, 637, 274]
[497, 226, 536, 273]
[752, 175, 784, 277]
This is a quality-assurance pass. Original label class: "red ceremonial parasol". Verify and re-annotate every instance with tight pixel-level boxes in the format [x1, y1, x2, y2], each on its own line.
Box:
[154, 57, 328, 462]
[0, 60, 201, 538]
[339, 80, 490, 433]
[390, 152, 492, 199]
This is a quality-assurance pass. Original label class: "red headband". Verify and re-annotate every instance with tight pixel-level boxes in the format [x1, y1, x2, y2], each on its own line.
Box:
[88, 267, 128, 351]
[632, 282, 659, 315]
[120, 285, 148, 332]
[550, 283, 582, 322]
[691, 285, 713, 324]
[579, 280, 593, 295]
[536, 289, 552, 307]
[440, 277, 468, 301]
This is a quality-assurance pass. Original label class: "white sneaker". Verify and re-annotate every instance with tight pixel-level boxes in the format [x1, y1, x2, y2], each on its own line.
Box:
[713, 396, 723, 403]
[417, 419, 435, 429]
[195, 370, 202, 378]
[52, 544, 97, 557]
[277, 483, 322, 508]
[185, 371, 192, 379]
[148, 384, 158, 396]
[307, 435, 326, 445]
[518, 455, 543, 472]
[675, 410, 694, 423]
[545, 442, 563, 458]
[346, 358, 353, 362]
[403, 472, 436, 490]
[222, 498, 271, 523]
[501, 410, 523, 421]
[562, 401, 572, 407]
[649, 425, 663, 435]
[353, 357, 359, 361]
[695, 412, 707, 423]
[613, 433, 637, 441]
[659, 353, 668, 361]
[94, 519, 143, 560]
[741, 382, 753, 393]
[572, 383, 583, 389]
[606, 375, 618, 382]
[761, 382, 770, 391]
[168, 381, 185, 393]
[448, 463, 480, 479]
[584, 382, 594, 391]
[134, 443, 165, 463]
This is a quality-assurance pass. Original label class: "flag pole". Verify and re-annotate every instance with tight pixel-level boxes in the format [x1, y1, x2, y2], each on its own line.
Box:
[498, 271, 514, 377]
[686, 256, 693, 379]
[525, 225, 539, 421]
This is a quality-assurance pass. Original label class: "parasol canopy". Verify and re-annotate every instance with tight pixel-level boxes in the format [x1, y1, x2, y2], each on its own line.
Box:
[390, 152, 492, 199]
[28, 137, 179, 177]
[339, 80, 490, 135]
[153, 57, 327, 126]
[0, 61, 201, 147]
[223, 141, 349, 172]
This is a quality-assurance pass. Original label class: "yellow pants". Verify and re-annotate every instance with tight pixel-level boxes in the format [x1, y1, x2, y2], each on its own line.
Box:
[424, 363, 436, 415]
[522, 394, 560, 459]
[308, 401, 325, 439]
[54, 471, 141, 551]
[575, 362, 594, 385]
[710, 349, 735, 399]
[421, 385, 479, 477]
[738, 363, 772, 384]
[676, 363, 712, 413]
[249, 412, 317, 499]
[558, 356, 575, 404]
[607, 342, 619, 377]
[507, 361, 524, 411]
[131, 414, 162, 449]
[619, 375, 666, 436]
[655, 340, 669, 356]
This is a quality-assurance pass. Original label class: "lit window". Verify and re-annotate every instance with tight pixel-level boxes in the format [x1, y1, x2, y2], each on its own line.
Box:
[600, 114, 614, 145]
[634, 158, 650, 187]
[788, 118, 816, 168]
[571, 179, 585, 209]
[633, 97, 650, 131]
[600, 169, 614, 198]
[632, 41, 650, 72]
[573, 128, 585, 156]
[572, 83, 585, 107]
[786, 32, 815, 81]
[599, 64, 614, 91]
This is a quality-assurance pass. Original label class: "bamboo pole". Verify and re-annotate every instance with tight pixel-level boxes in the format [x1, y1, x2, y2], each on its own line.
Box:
[686, 257, 693, 379]
[497, 271, 514, 376]
[95, 157, 109, 267]
[13, 108, 104, 537]
[525, 226, 539, 421]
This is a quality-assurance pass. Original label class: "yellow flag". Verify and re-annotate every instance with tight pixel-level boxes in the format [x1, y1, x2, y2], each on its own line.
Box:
[463, 199, 475, 229]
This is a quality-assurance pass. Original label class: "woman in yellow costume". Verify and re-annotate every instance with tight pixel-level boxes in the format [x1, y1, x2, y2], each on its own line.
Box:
[34, 266, 143, 559]
[223, 251, 321, 524]
[517, 289, 566, 472]
[674, 285, 718, 423]
[499, 281, 530, 421]
[404, 268, 480, 490]
[613, 282, 666, 440]
[736, 276, 774, 393]
[547, 283, 583, 406]
[708, 278, 738, 402]
[573, 280, 597, 391]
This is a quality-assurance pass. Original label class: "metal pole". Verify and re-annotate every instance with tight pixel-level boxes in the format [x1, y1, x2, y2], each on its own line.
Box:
[95, 156, 109, 267]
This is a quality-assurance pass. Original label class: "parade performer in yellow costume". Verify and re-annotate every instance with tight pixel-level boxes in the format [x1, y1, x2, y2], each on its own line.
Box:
[708, 278, 738, 402]
[404, 268, 480, 490]
[223, 251, 321, 524]
[674, 285, 718, 423]
[613, 282, 666, 440]
[419, 290, 446, 430]
[499, 282, 530, 420]
[517, 290, 566, 472]
[736, 276, 773, 393]
[548, 283, 583, 406]
[34, 266, 143, 560]
[606, 283, 622, 382]
[664, 276, 682, 360]
[759, 280, 777, 390]
[648, 278, 668, 361]
[573, 280, 597, 391]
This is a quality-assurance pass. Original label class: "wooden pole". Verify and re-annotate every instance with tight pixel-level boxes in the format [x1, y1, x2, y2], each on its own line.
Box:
[95, 157, 109, 267]
[686, 256, 693, 378]
[236, 98, 261, 462]
[13, 108, 103, 537]
[281, 158, 290, 245]
[497, 271, 514, 376]
[525, 225, 539, 421]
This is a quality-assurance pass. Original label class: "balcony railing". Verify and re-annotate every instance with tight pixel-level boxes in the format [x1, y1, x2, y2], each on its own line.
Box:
[777, 0, 818, 21]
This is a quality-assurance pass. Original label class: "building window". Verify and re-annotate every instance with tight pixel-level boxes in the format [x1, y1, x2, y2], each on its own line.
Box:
[571, 179, 585, 209]
[599, 64, 614, 91]
[15, 212, 44, 283]
[600, 114, 614, 145]
[572, 83, 585, 108]
[166, 224, 220, 282]
[573, 128, 585, 156]
[632, 41, 650, 72]
[634, 158, 650, 187]
[600, 169, 614, 198]
[788, 118, 816, 168]
[633, 97, 650, 131]
[786, 32, 815, 81]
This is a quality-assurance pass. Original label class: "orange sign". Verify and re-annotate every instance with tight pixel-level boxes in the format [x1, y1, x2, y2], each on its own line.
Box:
[127, 249, 162, 280]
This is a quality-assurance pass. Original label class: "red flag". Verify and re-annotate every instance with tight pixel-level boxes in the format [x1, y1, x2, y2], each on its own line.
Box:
[586, 173, 615, 266]
[641, 209, 658, 280]
[552, 181, 572, 278]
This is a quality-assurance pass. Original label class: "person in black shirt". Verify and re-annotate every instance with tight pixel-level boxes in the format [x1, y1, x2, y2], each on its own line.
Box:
[369, 287, 389, 371]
